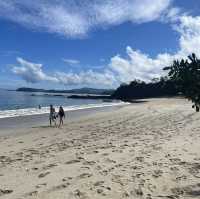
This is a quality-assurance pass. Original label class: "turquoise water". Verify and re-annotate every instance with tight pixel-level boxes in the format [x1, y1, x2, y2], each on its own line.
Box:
[0, 90, 105, 111]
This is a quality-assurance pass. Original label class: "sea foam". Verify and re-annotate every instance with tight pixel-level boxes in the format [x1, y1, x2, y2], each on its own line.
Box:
[0, 102, 127, 119]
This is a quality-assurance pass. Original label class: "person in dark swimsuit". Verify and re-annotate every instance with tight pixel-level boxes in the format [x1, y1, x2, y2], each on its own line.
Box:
[58, 106, 65, 127]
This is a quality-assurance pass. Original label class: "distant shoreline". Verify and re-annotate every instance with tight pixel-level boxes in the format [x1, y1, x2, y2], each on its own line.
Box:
[16, 87, 115, 95]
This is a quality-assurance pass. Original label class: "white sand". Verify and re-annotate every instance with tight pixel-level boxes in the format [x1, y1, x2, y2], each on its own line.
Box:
[0, 98, 200, 199]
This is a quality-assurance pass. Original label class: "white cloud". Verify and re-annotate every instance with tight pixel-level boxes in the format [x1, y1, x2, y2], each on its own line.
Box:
[177, 16, 200, 56]
[62, 59, 80, 65]
[95, 0, 174, 25]
[109, 47, 174, 82]
[163, 7, 181, 22]
[108, 15, 200, 83]
[0, 0, 176, 38]
[12, 57, 58, 83]
[56, 70, 116, 87]
[11, 13, 200, 87]
[12, 57, 116, 87]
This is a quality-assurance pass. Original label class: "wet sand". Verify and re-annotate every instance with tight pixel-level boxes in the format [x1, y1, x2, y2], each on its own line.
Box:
[0, 105, 125, 136]
[0, 98, 200, 199]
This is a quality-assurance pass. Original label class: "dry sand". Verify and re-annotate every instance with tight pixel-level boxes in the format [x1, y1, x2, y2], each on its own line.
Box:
[0, 97, 200, 199]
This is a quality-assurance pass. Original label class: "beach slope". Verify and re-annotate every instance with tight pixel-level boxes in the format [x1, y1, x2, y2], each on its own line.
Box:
[0, 98, 200, 199]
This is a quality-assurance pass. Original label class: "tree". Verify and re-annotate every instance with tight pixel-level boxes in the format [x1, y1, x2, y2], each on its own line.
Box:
[112, 77, 177, 100]
[164, 53, 200, 112]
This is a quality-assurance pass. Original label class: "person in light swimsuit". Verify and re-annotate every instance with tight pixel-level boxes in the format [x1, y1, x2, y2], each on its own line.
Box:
[49, 105, 57, 126]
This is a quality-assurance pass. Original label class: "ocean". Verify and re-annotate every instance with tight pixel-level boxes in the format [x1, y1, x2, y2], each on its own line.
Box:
[0, 90, 124, 118]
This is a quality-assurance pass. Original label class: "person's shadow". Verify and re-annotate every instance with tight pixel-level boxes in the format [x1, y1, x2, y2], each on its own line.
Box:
[32, 125, 56, 129]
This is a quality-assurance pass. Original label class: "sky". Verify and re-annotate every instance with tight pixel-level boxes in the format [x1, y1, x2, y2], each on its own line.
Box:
[0, 0, 200, 89]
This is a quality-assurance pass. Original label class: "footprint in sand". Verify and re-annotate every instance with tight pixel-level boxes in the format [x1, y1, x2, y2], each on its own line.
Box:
[83, 161, 96, 166]
[42, 163, 57, 170]
[175, 175, 187, 181]
[80, 166, 90, 170]
[111, 175, 126, 186]
[0, 189, 13, 196]
[112, 149, 123, 153]
[93, 181, 111, 196]
[38, 171, 50, 178]
[26, 190, 38, 197]
[36, 183, 47, 189]
[78, 173, 93, 179]
[147, 183, 156, 192]
[134, 188, 143, 196]
[146, 194, 152, 199]
[50, 182, 71, 192]
[62, 177, 73, 181]
[122, 191, 130, 198]
[152, 170, 163, 178]
[169, 158, 181, 164]
[102, 153, 109, 156]
[188, 163, 200, 178]
[65, 159, 81, 165]
[170, 167, 179, 172]
[73, 189, 88, 199]
[0, 155, 12, 164]
[97, 189, 104, 194]
[135, 156, 144, 162]
[171, 187, 185, 196]
[94, 181, 104, 186]
[100, 170, 109, 176]
[105, 158, 116, 164]
[95, 165, 102, 170]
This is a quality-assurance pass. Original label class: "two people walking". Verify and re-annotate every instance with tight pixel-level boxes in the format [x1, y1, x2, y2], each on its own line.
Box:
[49, 105, 65, 127]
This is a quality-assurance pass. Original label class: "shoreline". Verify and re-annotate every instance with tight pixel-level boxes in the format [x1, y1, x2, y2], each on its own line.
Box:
[0, 103, 128, 137]
[0, 101, 124, 119]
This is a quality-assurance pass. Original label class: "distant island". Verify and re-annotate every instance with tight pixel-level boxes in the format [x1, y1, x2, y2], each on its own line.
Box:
[16, 77, 179, 102]
[16, 87, 115, 95]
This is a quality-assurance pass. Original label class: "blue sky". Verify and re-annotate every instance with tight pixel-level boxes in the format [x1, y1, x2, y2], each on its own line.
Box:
[0, 0, 200, 89]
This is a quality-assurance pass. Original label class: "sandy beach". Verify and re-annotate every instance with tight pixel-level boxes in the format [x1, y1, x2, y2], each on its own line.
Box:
[0, 105, 123, 137]
[0, 97, 200, 199]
